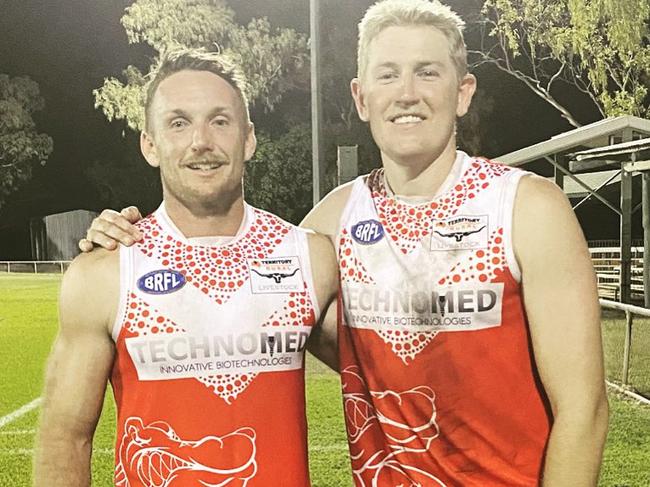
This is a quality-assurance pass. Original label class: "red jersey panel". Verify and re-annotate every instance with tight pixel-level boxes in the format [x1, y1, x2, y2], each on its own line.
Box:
[111, 203, 319, 486]
[337, 153, 551, 486]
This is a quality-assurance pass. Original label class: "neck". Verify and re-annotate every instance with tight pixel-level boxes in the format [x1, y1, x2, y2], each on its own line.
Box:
[382, 139, 458, 198]
[163, 196, 246, 238]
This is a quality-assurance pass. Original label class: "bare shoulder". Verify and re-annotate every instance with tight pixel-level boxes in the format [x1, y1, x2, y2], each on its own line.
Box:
[60, 248, 120, 335]
[513, 174, 590, 267]
[301, 181, 356, 238]
[515, 174, 570, 212]
[514, 175, 580, 238]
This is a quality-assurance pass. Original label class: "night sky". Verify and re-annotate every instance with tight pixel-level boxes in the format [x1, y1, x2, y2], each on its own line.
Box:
[0, 0, 610, 258]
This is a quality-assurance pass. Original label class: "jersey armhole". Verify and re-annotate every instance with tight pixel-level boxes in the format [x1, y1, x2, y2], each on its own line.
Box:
[296, 230, 321, 321]
[111, 245, 132, 342]
[501, 170, 527, 284]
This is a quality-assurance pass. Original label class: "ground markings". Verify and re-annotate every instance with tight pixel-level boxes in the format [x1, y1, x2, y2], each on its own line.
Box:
[0, 398, 42, 430]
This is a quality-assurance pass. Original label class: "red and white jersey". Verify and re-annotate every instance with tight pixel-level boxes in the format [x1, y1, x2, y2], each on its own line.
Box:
[337, 152, 551, 486]
[110, 203, 319, 487]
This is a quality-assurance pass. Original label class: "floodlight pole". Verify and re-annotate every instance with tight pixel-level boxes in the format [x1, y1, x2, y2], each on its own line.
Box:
[310, 0, 326, 206]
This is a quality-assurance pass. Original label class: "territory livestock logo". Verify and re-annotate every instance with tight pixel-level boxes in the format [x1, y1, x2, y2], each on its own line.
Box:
[351, 219, 384, 245]
[138, 269, 186, 295]
[430, 215, 489, 251]
[248, 256, 305, 294]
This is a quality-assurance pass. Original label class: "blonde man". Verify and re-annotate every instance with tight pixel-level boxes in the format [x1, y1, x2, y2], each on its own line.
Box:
[81, 1, 608, 485]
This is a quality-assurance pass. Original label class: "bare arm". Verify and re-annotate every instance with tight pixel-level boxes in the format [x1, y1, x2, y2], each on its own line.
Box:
[300, 182, 354, 243]
[34, 251, 118, 486]
[78, 206, 143, 252]
[305, 232, 339, 371]
[300, 184, 354, 371]
[514, 176, 608, 486]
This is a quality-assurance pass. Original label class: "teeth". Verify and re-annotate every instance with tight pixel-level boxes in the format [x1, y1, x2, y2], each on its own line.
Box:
[188, 163, 220, 170]
[393, 115, 423, 124]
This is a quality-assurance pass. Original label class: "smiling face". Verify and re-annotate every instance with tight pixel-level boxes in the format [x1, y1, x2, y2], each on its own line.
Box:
[351, 25, 475, 170]
[140, 69, 256, 215]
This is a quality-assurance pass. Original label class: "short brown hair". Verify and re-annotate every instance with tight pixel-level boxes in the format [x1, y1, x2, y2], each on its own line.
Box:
[357, 0, 468, 81]
[144, 48, 251, 132]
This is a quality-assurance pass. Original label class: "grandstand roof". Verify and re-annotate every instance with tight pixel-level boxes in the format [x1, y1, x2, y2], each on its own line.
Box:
[496, 116, 650, 167]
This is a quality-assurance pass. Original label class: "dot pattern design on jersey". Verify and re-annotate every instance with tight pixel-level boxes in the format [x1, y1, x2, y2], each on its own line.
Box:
[340, 159, 512, 363]
[339, 229, 374, 285]
[262, 294, 315, 327]
[368, 161, 511, 255]
[123, 292, 184, 337]
[439, 228, 506, 286]
[134, 209, 291, 306]
[121, 292, 259, 404]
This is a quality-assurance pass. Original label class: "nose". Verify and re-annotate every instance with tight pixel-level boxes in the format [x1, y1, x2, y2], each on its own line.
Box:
[396, 73, 418, 107]
[190, 123, 213, 154]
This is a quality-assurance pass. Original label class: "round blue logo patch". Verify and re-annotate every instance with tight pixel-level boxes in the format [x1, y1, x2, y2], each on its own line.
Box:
[137, 269, 186, 295]
[351, 219, 385, 245]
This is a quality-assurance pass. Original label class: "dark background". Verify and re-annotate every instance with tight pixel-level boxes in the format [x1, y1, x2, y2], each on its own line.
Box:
[0, 0, 628, 259]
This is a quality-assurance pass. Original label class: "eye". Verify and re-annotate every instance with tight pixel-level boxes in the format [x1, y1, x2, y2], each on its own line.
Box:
[377, 71, 398, 83]
[418, 69, 440, 79]
[212, 116, 229, 127]
[169, 118, 188, 129]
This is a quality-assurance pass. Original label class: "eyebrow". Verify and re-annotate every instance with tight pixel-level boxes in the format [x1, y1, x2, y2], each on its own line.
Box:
[163, 107, 233, 120]
[372, 60, 446, 71]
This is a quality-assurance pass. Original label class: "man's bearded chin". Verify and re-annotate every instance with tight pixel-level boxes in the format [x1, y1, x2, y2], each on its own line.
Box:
[162, 173, 243, 217]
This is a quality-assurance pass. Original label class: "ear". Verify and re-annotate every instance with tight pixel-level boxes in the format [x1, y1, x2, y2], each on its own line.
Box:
[456, 73, 477, 118]
[243, 122, 257, 162]
[350, 78, 369, 122]
[140, 131, 160, 168]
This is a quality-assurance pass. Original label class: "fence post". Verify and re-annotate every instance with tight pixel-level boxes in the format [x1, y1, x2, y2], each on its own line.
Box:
[622, 310, 633, 386]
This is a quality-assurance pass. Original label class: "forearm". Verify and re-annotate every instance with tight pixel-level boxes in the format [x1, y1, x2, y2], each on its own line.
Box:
[34, 429, 93, 486]
[541, 398, 609, 486]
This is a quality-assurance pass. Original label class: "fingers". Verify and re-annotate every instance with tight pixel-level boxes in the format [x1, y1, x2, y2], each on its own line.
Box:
[78, 238, 95, 253]
[83, 209, 143, 250]
[121, 206, 143, 225]
[102, 208, 143, 241]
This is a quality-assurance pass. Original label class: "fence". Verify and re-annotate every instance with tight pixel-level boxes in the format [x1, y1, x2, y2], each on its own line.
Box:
[600, 299, 650, 403]
[588, 245, 644, 302]
[0, 261, 70, 274]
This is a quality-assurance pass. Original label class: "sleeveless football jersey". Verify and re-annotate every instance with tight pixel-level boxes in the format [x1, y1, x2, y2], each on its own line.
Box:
[337, 152, 551, 486]
[110, 203, 319, 487]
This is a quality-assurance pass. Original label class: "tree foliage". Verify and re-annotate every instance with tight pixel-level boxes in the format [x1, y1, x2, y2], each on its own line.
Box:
[94, 0, 309, 131]
[475, 0, 650, 126]
[0, 74, 53, 210]
[245, 124, 312, 224]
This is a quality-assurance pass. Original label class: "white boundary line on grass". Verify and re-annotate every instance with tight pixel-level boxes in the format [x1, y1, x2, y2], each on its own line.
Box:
[0, 398, 42, 429]
[0, 429, 35, 436]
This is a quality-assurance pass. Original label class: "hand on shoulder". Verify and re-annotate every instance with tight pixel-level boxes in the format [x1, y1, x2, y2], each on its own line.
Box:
[78, 206, 144, 253]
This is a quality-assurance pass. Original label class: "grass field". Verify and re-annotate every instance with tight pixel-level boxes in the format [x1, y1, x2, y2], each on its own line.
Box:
[1, 274, 649, 486]
[601, 309, 650, 397]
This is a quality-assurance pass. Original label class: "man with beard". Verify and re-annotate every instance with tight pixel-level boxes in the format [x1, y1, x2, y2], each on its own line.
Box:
[35, 49, 337, 487]
[80, 0, 609, 485]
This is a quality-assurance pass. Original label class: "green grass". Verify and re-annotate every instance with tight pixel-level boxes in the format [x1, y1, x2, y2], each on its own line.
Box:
[1, 274, 649, 486]
[602, 309, 650, 397]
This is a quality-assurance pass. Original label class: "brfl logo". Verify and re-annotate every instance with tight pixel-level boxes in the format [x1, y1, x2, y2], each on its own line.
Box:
[137, 269, 186, 295]
[351, 220, 384, 245]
